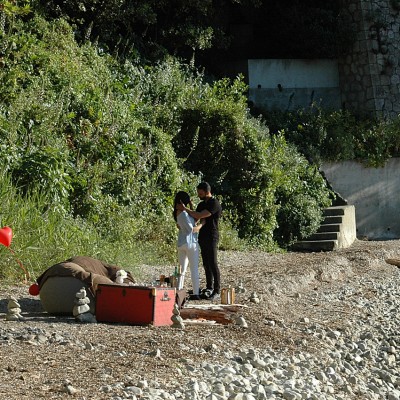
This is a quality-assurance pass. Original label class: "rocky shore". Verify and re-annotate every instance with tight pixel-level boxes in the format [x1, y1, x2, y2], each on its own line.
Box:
[0, 239, 399, 399]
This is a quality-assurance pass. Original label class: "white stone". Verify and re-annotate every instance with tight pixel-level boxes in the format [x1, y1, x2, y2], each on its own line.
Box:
[250, 292, 260, 303]
[125, 386, 143, 396]
[367, 383, 381, 394]
[315, 371, 328, 383]
[326, 330, 341, 339]
[150, 348, 162, 359]
[76, 313, 97, 323]
[242, 364, 253, 374]
[252, 384, 266, 398]
[63, 384, 77, 395]
[75, 288, 87, 299]
[235, 316, 248, 328]
[386, 346, 396, 354]
[387, 354, 396, 366]
[172, 304, 180, 315]
[388, 390, 400, 400]
[101, 385, 112, 393]
[171, 314, 185, 329]
[73, 304, 90, 316]
[251, 358, 267, 369]
[74, 297, 90, 305]
[138, 380, 148, 389]
[212, 382, 225, 396]
[7, 307, 22, 315]
[85, 342, 95, 350]
[264, 383, 280, 394]
[208, 394, 224, 400]
[282, 389, 301, 400]
[7, 299, 20, 309]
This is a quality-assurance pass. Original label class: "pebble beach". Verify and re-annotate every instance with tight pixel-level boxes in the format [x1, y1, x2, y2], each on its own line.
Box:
[0, 239, 399, 399]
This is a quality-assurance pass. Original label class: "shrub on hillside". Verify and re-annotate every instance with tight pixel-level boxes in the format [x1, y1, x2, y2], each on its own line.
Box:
[261, 106, 400, 167]
[0, 15, 183, 219]
[170, 77, 332, 248]
[273, 145, 332, 247]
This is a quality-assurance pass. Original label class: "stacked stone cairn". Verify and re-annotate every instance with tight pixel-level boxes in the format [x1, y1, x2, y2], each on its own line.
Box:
[249, 291, 260, 304]
[73, 288, 96, 323]
[235, 280, 246, 294]
[5, 296, 24, 321]
[171, 303, 185, 329]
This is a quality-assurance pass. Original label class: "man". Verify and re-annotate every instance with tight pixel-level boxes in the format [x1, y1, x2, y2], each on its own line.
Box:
[180, 182, 222, 300]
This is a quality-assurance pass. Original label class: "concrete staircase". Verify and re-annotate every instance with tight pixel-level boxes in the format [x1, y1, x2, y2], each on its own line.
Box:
[292, 205, 356, 251]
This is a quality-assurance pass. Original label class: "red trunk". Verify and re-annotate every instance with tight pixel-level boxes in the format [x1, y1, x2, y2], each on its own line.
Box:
[95, 285, 176, 326]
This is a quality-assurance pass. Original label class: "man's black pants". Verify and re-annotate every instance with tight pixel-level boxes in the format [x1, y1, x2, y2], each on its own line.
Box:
[199, 239, 220, 293]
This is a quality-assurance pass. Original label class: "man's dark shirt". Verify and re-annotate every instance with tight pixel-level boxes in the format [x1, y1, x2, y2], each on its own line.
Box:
[196, 197, 222, 242]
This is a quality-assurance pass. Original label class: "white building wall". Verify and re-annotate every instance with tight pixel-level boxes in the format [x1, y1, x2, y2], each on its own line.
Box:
[248, 59, 340, 89]
[248, 59, 341, 111]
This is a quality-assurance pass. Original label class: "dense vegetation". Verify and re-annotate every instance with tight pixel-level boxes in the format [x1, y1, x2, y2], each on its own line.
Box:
[35, 0, 350, 66]
[262, 107, 400, 168]
[0, 2, 334, 281]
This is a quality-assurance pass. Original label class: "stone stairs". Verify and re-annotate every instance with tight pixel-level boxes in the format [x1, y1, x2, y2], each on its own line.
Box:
[292, 205, 356, 251]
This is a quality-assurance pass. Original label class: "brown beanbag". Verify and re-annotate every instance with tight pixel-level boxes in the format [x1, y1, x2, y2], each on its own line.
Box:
[36, 256, 135, 315]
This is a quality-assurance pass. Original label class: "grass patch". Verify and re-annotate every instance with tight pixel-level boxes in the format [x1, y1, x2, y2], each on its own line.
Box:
[0, 173, 175, 283]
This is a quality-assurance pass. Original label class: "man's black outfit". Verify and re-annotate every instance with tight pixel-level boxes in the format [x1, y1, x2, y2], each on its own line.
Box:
[196, 197, 222, 297]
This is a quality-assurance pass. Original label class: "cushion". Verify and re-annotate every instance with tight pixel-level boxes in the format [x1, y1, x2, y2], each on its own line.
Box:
[36, 256, 135, 315]
[39, 277, 97, 315]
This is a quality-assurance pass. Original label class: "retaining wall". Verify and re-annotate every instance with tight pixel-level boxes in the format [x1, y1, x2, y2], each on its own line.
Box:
[322, 158, 400, 239]
[248, 59, 341, 111]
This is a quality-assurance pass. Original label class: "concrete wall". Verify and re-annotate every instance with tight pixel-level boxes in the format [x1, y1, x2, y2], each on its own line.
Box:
[322, 158, 400, 239]
[248, 59, 341, 111]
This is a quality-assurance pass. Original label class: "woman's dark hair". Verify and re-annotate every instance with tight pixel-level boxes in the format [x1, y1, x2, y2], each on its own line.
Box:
[173, 191, 191, 221]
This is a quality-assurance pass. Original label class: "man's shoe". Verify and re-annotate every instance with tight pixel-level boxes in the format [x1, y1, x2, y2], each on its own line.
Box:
[209, 290, 220, 301]
[200, 288, 213, 299]
[189, 294, 201, 301]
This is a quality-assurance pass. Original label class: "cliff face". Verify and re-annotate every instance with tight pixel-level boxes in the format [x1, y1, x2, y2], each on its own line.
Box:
[339, 0, 400, 118]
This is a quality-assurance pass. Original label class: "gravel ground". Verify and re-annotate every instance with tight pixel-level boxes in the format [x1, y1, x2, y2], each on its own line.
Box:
[0, 239, 399, 399]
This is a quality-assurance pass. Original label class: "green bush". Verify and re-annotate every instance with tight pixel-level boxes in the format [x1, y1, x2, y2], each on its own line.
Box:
[273, 145, 332, 248]
[12, 146, 72, 211]
[261, 106, 400, 167]
[0, 15, 184, 216]
[261, 107, 355, 164]
[172, 78, 332, 249]
[0, 12, 185, 277]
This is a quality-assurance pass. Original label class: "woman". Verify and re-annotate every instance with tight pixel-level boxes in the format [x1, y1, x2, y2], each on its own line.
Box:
[173, 191, 201, 300]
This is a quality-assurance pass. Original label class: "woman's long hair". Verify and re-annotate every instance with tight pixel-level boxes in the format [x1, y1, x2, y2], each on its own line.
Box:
[173, 191, 191, 222]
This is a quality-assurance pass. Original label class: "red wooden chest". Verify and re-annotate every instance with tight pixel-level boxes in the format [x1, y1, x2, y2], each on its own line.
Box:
[95, 285, 176, 326]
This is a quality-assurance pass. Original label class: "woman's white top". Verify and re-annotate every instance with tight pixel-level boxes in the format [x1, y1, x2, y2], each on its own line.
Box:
[177, 211, 198, 248]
